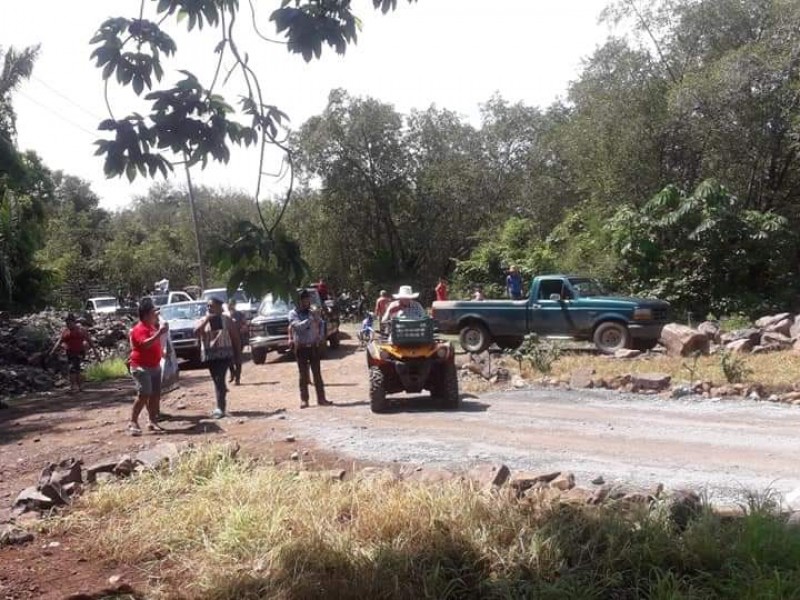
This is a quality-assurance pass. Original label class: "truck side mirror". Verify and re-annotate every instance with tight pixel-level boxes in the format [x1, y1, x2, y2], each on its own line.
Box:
[549, 293, 562, 301]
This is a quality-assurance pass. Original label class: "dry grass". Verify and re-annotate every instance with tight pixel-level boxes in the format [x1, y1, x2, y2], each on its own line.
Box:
[56, 445, 800, 599]
[549, 351, 800, 390]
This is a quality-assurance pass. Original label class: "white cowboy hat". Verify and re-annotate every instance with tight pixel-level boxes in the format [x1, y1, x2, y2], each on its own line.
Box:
[393, 285, 419, 299]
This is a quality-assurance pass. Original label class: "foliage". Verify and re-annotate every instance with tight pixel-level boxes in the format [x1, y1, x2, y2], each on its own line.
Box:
[720, 350, 753, 384]
[90, 0, 416, 300]
[608, 179, 795, 317]
[84, 358, 129, 383]
[505, 333, 561, 374]
[59, 444, 800, 598]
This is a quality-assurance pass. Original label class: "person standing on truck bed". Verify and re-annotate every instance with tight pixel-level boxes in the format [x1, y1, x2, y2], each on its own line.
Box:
[506, 265, 523, 300]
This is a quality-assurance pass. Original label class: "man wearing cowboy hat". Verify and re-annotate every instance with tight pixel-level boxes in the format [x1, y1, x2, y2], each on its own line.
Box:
[382, 285, 427, 323]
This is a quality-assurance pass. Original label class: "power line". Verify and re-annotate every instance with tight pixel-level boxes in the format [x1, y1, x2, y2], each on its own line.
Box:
[31, 74, 105, 121]
[16, 89, 99, 138]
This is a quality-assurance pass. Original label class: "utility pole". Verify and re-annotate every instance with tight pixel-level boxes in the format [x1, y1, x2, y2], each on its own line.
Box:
[183, 160, 207, 291]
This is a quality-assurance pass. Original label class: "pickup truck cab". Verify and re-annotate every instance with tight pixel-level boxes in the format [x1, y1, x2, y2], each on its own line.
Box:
[249, 288, 341, 365]
[85, 296, 120, 315]
[432, 275, 669, 354]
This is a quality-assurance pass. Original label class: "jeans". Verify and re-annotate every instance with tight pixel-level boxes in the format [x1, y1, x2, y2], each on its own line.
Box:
[208, 359, 230, 413]
[229, 356, 242, 384]
[295, 346, 326, 404]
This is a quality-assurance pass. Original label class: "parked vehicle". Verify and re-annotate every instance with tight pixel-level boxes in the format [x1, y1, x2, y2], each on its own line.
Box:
[366, 317, 459, 413]
[158, 301, 207, 364]
[432, 275, 670, 355]
[249, 288, 341, 365]
[143, 291, 193, 307]
[201, 287, 259, 318]
[84, 296, 120, 315]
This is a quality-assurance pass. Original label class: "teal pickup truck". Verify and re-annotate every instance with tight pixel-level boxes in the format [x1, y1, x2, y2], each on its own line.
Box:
[431, 275, 670, 354]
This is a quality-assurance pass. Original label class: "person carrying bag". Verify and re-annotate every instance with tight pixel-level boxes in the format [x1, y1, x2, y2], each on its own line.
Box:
[195, 297, 241, 418]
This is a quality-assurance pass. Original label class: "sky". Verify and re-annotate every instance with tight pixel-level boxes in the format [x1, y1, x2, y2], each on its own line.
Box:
[0, 0, 614, 210]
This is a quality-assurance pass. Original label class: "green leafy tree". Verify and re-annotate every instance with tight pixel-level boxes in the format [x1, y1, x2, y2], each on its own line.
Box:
[90, 0, 416, 299]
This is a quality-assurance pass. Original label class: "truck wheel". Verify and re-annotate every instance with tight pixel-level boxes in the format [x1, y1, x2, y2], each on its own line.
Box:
[593, 321, 630, 354]
[369, 366, 389, 413]
[328, 331, 340, 349]
[439, 361, 461, 410]
[251, 347, 267, 365]
[459, 322, 491, 354]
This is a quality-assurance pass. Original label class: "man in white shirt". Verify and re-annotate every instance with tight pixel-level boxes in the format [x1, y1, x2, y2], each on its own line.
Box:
[382, 285, 427, 323]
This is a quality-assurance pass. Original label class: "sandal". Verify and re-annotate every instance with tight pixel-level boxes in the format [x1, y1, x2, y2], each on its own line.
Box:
[147, 422, 165, 432]
[128, 422, 142, 437]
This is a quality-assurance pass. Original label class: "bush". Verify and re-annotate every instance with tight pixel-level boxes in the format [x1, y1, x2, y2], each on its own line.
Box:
[506, 333, 561, 374]
[84, 358, 129, 383]
[720, 350, 753, 384]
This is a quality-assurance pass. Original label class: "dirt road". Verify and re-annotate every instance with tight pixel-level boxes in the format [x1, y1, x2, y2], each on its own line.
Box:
[3, 333, 800, 508]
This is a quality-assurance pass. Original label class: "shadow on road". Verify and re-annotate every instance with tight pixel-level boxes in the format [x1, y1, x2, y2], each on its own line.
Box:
[381, 396, 491, 414]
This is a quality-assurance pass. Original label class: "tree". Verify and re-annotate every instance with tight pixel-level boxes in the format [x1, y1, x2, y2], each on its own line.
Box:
[90, 0, 416, 298]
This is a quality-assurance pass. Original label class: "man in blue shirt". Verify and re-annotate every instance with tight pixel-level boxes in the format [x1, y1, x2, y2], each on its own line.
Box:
[289, 290, 332, 409]
[506, 265, 524, 300]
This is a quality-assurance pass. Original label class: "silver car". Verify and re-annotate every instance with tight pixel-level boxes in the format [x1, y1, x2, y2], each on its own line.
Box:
[159, 301, 207, 363]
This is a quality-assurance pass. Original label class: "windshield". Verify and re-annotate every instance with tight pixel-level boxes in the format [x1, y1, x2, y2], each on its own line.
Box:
[160, 302, 207, 321]
[149, 295, 169, 306]
[569, 278, 608, 297]
[94, 298, 117, 308]
[258, 294, 293, 316]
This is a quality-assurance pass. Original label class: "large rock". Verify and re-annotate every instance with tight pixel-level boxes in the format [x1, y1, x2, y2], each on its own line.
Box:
[725, 339, 753, 354]
[467, 463, 510, 489]
[630, 373, 671, 392]
[44, 458, 83, 487]
[720, 328, 761, 346]
[549, 472, 576, 491]
[135, 442, 182, 470]
[697, 321, 721, 344]
[791, 316, 800, 340]
[765, 317, 793, 337]
[0, 524, 34, 546]
[755, 313, 792, 330]
[666, 489, 702, 530]
[659, 323, 710, 357]
[509, 471, 561, 494]
[570, 368, 595, 389]
[760, 331, 792, 349]
[85, 459, 119, 483]
[13, 487, 54, 511]
[466, 351, 493, 379]
[613, 349, 642, 359]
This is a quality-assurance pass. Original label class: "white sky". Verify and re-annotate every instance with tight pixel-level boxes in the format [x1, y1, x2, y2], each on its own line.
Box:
[1, 0, 613, 209]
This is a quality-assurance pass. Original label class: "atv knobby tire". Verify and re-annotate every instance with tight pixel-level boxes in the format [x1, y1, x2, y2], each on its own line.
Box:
[369, 366, 389, 413]
[439, 361, 461, 410]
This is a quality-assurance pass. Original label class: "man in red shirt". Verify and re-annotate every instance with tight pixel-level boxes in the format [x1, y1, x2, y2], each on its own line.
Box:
[128, 298, 168, 436]
[374, 290, 391, 322]
[435, 277, 448, 302]
[48, 314, 100, 393]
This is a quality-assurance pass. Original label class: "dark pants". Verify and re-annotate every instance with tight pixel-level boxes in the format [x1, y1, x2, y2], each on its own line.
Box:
[208, 359, 230, 413]
[229, 355, 242, 384]
[295, 346, 326, 404]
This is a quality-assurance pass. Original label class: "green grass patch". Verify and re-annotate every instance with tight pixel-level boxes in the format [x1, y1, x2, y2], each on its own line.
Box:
[84, 357, 129, 383]
[56, 445, 800, 599]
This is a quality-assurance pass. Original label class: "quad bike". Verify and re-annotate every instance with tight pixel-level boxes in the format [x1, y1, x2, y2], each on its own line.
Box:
[365, 317, 460, 413]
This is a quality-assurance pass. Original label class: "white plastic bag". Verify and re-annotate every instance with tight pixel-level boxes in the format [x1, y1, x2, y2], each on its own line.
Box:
[161, 337, 180, 394]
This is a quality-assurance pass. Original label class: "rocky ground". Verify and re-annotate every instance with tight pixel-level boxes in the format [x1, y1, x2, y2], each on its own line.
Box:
[4, 328, 800, 597]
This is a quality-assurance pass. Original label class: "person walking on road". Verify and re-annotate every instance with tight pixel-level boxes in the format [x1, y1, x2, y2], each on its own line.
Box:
[195, 297, 241, 419]
[227, 298, 247, 386]
[127, 298, 168, 436]
[289, 290, 332, 409]
[48, 314, 100, 393]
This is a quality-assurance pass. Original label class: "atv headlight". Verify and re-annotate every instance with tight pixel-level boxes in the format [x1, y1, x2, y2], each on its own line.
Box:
[436, 346, 449, 359]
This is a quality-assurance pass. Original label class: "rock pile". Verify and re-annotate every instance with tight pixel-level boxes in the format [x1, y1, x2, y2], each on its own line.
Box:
[659, 313, 800, 357]
[0, 310, 134, 396]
